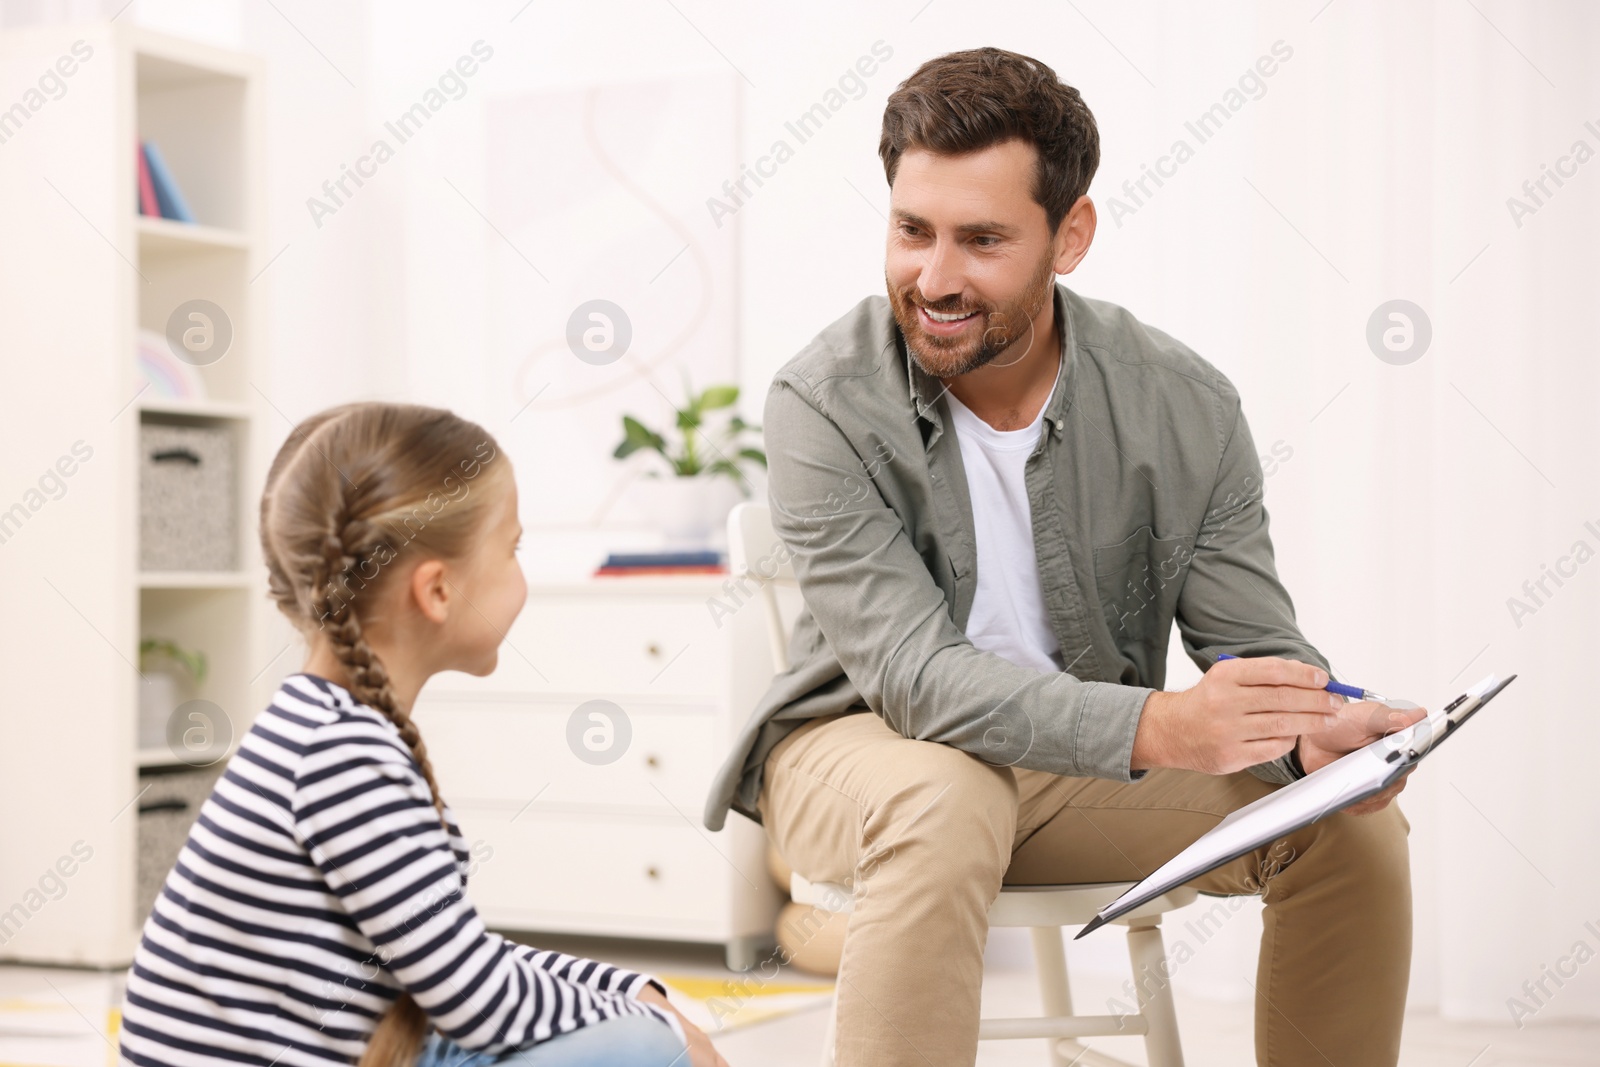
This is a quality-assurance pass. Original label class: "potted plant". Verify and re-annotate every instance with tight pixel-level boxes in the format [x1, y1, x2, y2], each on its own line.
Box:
[614, 382, 766, 547]
[138, 638, 207, 750]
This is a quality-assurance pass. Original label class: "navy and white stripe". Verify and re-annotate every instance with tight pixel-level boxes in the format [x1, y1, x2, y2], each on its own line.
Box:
[120, 673, 681, 1066]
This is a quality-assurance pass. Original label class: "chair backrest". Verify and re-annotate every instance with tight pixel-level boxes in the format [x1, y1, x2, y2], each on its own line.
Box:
[726, 501, 796, 673]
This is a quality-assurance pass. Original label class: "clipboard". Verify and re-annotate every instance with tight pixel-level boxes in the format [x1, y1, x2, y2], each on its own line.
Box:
[1075, 672, 1517, 938]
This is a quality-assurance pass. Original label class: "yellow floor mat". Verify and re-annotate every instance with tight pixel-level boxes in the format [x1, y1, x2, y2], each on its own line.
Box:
[658, 972, 835, 1033]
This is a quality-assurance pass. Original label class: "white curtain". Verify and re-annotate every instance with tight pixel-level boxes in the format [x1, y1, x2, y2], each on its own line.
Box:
[1085, 0, 1600, 1021]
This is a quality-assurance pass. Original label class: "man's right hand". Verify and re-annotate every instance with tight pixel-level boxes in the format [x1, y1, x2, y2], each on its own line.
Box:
[1131, 656, 1343, 775]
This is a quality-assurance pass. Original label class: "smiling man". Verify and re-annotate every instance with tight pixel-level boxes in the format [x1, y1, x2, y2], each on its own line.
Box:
[704, 47, 1424, 1067]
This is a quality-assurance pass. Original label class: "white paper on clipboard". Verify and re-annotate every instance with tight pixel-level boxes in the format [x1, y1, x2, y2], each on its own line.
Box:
[1075, 673, 1516, 938]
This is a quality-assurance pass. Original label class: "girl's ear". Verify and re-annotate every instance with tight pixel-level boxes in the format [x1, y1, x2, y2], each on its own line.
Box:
[409, 559, 451, 624]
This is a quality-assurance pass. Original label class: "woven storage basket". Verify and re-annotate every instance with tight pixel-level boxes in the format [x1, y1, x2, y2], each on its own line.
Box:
[139, 422, 236, 571]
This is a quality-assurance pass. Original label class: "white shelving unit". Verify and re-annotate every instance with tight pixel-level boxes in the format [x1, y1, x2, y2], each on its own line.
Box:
[0, 24, 265, 966]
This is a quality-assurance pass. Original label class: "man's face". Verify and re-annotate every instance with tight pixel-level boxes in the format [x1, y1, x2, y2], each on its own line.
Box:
[885, 139, 1061, 379]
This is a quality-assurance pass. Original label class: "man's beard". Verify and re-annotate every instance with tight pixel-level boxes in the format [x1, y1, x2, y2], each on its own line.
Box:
[888, 249, 1057, 379]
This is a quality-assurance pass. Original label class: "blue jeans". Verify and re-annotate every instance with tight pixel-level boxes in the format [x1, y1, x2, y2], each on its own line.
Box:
[414, 1014, 688, 1067]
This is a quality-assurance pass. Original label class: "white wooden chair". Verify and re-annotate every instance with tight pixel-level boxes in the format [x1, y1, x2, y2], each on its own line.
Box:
[727, 501, 1194, 1067]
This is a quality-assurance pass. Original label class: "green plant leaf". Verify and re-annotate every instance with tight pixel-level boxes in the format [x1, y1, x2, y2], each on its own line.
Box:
[614, 415, 666, 459]
[699, 385, 739, 411]
[139, 637, 207, 682]
[613, 381, 754, 479]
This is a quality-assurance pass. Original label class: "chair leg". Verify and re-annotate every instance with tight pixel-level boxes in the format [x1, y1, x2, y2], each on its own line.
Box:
[1125, 920, 1185, 1067]
[819, 989, 839, 1067]
[1029, 927, 1078, 1067]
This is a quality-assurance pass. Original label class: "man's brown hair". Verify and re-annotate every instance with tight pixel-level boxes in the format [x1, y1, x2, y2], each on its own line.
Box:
[879, 47, 1100, 235]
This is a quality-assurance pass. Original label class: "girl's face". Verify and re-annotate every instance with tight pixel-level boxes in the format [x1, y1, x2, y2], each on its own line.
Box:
[437, 471, 527, 677]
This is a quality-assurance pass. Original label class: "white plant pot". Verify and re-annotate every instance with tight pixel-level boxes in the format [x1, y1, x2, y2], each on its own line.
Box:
[628, 475, 744, 550]
[138, 673, 181, 750]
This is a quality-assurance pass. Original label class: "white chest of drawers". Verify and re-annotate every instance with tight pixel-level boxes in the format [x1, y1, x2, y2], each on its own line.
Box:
[413, 576, 782, 970]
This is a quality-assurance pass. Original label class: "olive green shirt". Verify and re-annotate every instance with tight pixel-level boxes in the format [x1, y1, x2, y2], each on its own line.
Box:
[703, 281, 1328, 832]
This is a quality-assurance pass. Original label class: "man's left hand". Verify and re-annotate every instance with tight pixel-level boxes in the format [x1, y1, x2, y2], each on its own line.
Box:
[1295, 700, 1429, 815]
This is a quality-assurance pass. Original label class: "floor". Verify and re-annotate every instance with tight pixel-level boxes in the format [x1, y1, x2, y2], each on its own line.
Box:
[2, 934, 1595, 1067]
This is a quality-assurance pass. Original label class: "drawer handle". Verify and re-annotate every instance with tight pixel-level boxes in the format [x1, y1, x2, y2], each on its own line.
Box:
[645, 865, 661, 880]
[139, 798, 190, 815]
[645, 642, 662, 658]
[645, 754, 660, 769]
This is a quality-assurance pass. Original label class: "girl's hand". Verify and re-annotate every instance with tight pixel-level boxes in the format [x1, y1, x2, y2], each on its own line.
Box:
[635, 984, 730, 1067]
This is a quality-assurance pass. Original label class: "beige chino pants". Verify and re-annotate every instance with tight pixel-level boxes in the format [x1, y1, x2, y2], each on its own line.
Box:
[757, 711, 1412, 1067]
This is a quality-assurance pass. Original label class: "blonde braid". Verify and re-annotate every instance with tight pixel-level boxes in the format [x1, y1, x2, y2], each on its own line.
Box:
[313, 522, 448, 824]
[314, 517, 445, 1067]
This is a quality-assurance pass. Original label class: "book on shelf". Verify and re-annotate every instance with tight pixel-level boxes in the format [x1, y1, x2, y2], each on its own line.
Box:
[594, 550, 728, 576]
[139, 140, 195, 223]
[136, 141, 160, 217]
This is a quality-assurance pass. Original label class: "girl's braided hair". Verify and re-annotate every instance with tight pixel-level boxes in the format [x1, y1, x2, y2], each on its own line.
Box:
[258, 401, 505, 1066]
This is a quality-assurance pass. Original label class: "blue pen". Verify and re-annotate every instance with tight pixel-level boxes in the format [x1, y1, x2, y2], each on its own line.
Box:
[1215, 653, 1389, 703]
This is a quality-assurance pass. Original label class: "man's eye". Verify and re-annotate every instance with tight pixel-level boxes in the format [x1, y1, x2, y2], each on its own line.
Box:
[973, 236, 999, 247]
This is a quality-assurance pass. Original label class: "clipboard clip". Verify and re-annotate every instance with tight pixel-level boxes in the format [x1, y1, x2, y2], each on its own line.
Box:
[1376, 674, 1515, 764]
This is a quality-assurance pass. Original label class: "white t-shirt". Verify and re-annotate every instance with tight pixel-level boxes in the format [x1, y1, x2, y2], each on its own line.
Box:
[944, 385, 1064, 674]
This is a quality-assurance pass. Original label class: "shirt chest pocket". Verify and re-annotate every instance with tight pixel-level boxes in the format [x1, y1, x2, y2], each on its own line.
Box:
[1092, 526, 1197, 647]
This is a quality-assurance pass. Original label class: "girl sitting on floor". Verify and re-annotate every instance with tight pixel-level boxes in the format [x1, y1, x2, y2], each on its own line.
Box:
[119, 402, 726, 1067]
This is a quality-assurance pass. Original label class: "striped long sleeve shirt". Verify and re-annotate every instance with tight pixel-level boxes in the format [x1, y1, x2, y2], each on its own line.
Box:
[119, 673, 682, 1066]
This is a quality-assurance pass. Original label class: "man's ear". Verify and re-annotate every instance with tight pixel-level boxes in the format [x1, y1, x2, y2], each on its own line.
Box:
[409, 559, 450, 625]
[1054, 194, 1096, 275]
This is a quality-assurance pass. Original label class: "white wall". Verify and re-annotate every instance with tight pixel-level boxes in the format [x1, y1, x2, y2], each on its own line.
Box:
[12, 0, 1595, 1025]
